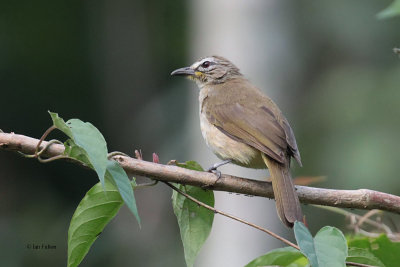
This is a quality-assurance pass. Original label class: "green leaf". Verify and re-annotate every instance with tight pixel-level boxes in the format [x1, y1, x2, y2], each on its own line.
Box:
[63, 139, 91, 166]
[377, 0, 400, 19]
[172, 161, 213, 266]
[347, 247, 385, 267]
[294, 222, 348, 267]
[370, 235, 400, 267]
[348, 235, 400, 267]
[68, 180, 123, 267]
[49, 111, 73, 137]
[347, 235, 371, 249]
[175, 160, 204, 171]
[245, 247, 308, 267]
[66, 119, 108, 186]
[48, 112, 108, 187]
[106, 160, 140, 226]
[314, 226, 348, 267]
[294, 221, 318, 266]
[172, 161, 214, 267]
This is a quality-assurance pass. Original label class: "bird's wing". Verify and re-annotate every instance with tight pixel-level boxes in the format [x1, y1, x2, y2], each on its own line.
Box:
[205, 97, 301, 165]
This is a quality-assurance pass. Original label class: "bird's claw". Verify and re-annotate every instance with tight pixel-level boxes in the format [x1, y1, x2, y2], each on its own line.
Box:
[207, 167, 222, 180]
[201, 167, 222, 190]
[206, 159, 231, 181]
[200, 160, 232, 189]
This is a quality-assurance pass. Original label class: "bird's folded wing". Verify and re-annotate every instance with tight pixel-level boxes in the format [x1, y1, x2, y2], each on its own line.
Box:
[206, 101, 298, 165]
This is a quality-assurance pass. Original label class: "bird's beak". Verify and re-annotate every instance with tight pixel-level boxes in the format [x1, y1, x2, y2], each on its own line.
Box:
[170, 66, 195, 76]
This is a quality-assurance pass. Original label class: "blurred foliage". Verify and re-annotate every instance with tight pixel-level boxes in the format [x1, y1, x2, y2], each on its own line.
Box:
[348, 234, 400, 267]
[299, 67, 400, 192]
[377, 0, 400, 19]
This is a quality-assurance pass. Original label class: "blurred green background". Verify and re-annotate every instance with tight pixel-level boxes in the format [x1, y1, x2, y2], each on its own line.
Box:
[0, 0, 399, 266]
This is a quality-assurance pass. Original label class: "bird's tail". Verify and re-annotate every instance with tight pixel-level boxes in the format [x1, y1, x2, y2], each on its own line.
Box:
[262, 153, 303, 228]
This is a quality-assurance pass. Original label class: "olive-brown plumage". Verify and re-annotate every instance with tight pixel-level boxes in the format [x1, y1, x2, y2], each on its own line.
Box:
[171, 55, 303, 227]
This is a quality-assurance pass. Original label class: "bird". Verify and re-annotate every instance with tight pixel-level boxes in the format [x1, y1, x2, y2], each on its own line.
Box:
[171, 55, 303, 228]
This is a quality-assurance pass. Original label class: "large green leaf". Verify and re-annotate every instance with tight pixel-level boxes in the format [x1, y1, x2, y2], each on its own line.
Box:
[49, 112, 108, 186]
[245, 247, 308, 267]
[68, 180, 123, 267]
[294, 222, 348, 267]
[172, 185, 214, 267]
[66, 119, 108, 186]
[377, 0, 400, 19]
[314, 226, 348, 267]
[348, 235, 400, 267]
[294, 221, 318, 266]
[347, 247, 385, 267]
[171, 161, 214, 267]
[106, 160, 140, 226]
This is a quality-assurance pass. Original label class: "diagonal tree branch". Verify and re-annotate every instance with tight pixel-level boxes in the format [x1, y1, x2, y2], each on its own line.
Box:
[1, 132, 400, 214]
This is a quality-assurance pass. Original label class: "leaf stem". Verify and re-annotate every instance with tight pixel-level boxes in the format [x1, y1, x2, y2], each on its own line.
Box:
[313, 205, 393, 236]
[35, 125, 56, 157]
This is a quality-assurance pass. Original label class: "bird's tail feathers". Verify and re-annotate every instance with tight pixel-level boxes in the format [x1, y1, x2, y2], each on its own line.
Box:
[262, 153, 303, 227]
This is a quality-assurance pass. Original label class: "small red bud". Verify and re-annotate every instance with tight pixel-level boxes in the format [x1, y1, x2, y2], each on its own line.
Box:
[152, 153, 159, 163]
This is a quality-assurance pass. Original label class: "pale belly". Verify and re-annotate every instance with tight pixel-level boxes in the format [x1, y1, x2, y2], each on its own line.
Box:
[199, 111, 266, 169]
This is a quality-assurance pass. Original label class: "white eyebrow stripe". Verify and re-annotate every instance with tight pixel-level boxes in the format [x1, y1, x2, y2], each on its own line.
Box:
[191, 57, 215, 69]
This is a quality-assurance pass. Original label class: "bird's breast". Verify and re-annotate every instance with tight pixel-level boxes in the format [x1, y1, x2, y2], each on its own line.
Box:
[199, 89, 265, 169]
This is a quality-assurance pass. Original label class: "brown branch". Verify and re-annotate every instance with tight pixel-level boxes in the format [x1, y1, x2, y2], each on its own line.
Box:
[1, 132, 400, 215]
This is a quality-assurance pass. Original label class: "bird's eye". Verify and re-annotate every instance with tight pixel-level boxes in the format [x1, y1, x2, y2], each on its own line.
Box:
[201, 61, 211, 68]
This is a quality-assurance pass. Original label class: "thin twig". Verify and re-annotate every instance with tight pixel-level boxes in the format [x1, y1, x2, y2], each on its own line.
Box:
[314, 205, 392, 233]
[38, 154, 73, 163]
[135, 180, 158, 188]
[35, 125, 56, 157]
[346, 262, 377, 267]
[356, 210, 382, 231]
[164, 181, 300, 250]
[36, 139, 63, 158]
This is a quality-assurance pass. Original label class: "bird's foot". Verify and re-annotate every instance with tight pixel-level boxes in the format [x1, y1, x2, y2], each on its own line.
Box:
[201, 160, 231, 190]
[208, 168, 222, 180]
[206, 159, 232, 180]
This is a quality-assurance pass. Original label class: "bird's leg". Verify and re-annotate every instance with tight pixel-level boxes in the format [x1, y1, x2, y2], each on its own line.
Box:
[201, 159, 232, 190]
[206, 159, 232, 179]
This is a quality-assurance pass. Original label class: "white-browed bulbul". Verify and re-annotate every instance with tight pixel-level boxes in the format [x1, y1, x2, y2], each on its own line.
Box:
[171, 55, 303, 227]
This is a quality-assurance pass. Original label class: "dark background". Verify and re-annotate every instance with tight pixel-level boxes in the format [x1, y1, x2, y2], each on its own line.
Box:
[1, 0, 399, 266]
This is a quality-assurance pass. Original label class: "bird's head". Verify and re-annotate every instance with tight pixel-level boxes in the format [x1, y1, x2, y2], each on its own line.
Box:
[171, 56, 242, 86]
